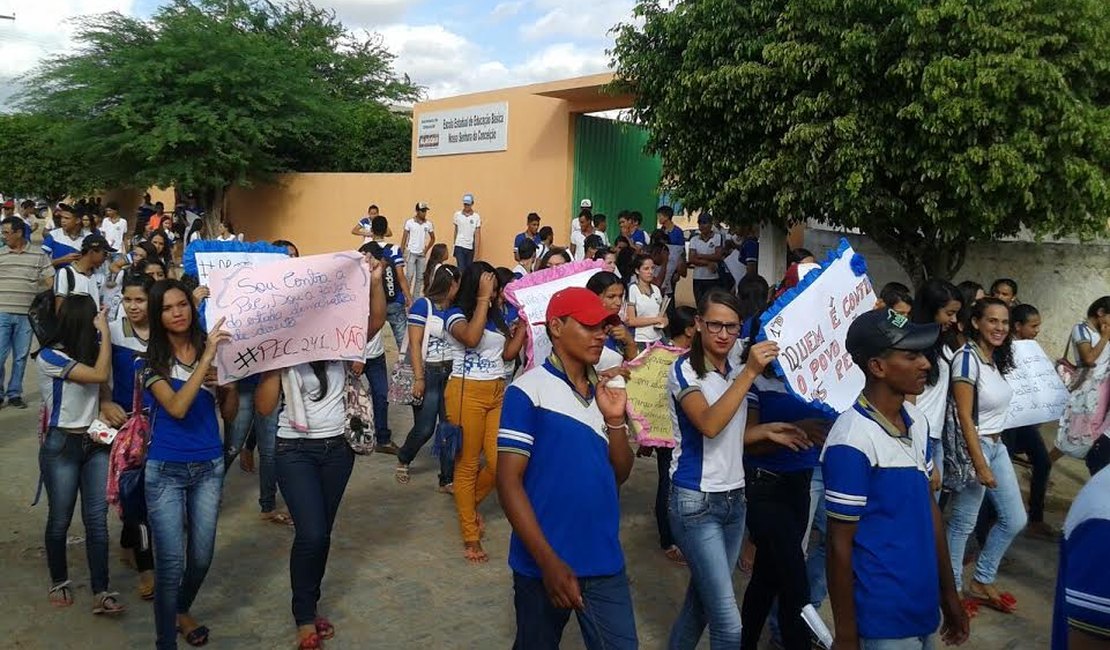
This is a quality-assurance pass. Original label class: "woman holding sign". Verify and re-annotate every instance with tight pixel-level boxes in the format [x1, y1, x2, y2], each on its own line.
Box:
[445, 262, 527, 563]
[143, 280, 236, 648]
[666, 289, 809, 650]
[945, 298, 1024, 616]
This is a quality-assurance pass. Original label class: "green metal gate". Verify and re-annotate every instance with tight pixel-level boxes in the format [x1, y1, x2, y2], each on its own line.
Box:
[572, 115, 663, 236]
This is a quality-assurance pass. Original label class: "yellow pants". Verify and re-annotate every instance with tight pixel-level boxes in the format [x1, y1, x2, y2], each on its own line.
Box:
[445, 377, 504, 543]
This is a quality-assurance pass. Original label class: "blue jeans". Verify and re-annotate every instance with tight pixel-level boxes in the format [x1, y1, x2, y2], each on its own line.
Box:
[275, 436, 355, 626]
[386, 301, 408, 360]
[946, 436, 1027, 590]
[0, 311, 33, 399]
[861, 635, 935, 650]
[397, 363, 455, 485]
[146, 458, 225, 650]
[224, 383, 279, 512]
[512, 569, 638, 650]
[40, 429, 110, 592]
[806, 467, 827, 607]
[668, 485, 747, 650]
[453, 245, 474, 272]
[363, 355, 391, 444]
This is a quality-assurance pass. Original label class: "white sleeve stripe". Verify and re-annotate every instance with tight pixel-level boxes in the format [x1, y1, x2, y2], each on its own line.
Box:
[1068, 589, 1110, 609]
[826, 494, 868, 508]
[825, 490, 867, 504]
[498, 430, 534, 444]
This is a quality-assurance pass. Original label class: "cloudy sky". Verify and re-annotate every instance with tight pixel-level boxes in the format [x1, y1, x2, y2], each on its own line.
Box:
[0, 0, 635, 105]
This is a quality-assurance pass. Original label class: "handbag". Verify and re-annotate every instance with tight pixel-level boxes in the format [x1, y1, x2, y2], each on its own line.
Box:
[107, 369, 151, 520]
[344, 365, 376, 455]
[388, 299, 435, 406]
[941, 356, 981, 493]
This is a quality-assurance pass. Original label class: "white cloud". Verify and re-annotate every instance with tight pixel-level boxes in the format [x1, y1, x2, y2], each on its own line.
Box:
[490, 1, 525, 20]
[318, 0, 416, 27]
[520, 0, 633, 41]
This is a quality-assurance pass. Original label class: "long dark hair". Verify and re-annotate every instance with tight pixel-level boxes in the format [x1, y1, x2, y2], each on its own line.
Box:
[736, 274, 770, 322]
[1087, 296, 1110, 320]
[425, 263, 459, 304]
[968, 297, 1015, 374]
[455, 261, 509, 336]
[955, 280, 984, 337]
[308, 361, 328, 401]
[536, 247, 570, 271]
[424, 243, 450, 294]
[586, 271, 623, 295]
[912, 279, 963, 386]
[666, 305, 698, 341]
[147, 279, 205, 377]
[150, 229, 174, 268]
[45, 295, 100, 365]
[690, 288, 743, 379]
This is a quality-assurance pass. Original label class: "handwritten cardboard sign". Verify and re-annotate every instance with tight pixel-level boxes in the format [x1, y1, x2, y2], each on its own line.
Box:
[625, 344, 685, 447]
[1003, 340, 1070, 428]
[207, 252, 370, 383]
[759, 240, 875, 414]
[183, 239, 290, 287]
[503, 260, 605, 369]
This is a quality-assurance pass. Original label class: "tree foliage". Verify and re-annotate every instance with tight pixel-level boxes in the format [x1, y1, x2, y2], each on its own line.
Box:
[0, 113, 97, 204]
[18, 0, 419, 215]
[612, 0, 1110, 285]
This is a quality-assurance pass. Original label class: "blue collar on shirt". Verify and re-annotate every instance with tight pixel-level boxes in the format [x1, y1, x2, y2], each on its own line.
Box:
[853, 394, 913, 441]
[543, 354, 598, 405]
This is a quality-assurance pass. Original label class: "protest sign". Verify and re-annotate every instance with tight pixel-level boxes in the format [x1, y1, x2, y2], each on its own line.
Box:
[183, 239, 290, 287]
[759, 239, 875, 414]
[625, 344, 685, 447]
[503, 260, 605, 369]
[206, 252, 370, 384]
[1003, 340, 1070, 428]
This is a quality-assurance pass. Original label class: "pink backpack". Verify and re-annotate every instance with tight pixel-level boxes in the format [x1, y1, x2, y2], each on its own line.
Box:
[106, 371, 150, 514]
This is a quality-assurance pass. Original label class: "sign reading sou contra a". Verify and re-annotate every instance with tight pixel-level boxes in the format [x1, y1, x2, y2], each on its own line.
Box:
[759, 240, 875, 414]
[416, 102, 508, 157]
[503, 260, 604, 370]
[207, 252, 370, 384]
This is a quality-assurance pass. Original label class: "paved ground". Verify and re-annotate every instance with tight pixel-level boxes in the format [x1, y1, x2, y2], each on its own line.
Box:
[0, 355, 1087, 649]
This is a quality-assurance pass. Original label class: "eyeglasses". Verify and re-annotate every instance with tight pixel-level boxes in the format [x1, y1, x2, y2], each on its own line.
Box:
[702, 320, 742, 335]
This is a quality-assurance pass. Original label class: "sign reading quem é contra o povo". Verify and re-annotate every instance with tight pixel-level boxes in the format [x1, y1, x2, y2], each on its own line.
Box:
[417, 102, 508, 157]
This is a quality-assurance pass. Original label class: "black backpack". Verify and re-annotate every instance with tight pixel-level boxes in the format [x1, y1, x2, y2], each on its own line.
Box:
[29, 266, 73, 345]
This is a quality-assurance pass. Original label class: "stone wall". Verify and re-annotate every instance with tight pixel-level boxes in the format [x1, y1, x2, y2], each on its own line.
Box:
[804, 227, 1110, 355]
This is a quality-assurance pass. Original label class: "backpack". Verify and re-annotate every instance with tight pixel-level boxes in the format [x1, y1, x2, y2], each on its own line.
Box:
[28, 266, 74, 345]
[107, 366, 151, 519]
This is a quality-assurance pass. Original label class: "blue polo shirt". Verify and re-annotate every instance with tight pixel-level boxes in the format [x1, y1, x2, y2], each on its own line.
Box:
[1052, 467, 1110, 648]
[513, 231, 542, 256]
[108, 318, 149, 409]
[821, 396, 937, 640]
[630, 228, 648, 248]
[498, 356, 624, 579]
[746, 375, 828, 473]
[144, 359, 222, 462]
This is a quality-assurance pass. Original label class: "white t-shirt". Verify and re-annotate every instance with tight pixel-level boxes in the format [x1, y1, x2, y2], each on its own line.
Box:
[628, 282, 663, 343]
[688, 232, 723, 281]
[1070, 323, 1104, 368]
[453, 211, 481, 249]
[363, 330, 385, 360]
[951, 343, 1013, 435]
[277, 362, 347, 439]
[570, 229, 589, 261]
[917, 345, 955, 440]
[445, 308, 507, 381]
[100, 217, 128, 252]
[55, 266, 101, 307]
[404, 218, 434, 255]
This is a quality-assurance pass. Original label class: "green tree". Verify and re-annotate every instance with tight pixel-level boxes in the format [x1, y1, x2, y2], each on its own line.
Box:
[19, 0, 419, 219]
[612, 0, 1110, 286]
[0, 113, 98, 205]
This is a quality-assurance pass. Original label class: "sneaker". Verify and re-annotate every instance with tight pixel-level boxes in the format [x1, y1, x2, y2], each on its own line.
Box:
[8, 397, 26, 409]
[376, 441, 400, 455]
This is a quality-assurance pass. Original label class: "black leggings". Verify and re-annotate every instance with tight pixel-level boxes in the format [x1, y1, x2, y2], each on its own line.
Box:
[741, 467, 813, 650]
[1002, 425, 1051, 522]
[120, 517, 154, 573]
[1087, 435, 1110, 476]
[653, 448, 675, 549]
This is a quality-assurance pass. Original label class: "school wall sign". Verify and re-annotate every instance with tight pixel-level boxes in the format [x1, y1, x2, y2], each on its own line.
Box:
[417, 102, 509, 157]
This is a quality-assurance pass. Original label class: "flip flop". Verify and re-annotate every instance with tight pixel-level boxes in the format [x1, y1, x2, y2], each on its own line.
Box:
[967, 586, 1017, 614]
[315, 616, 335, 640]
[960, 597, 980, 619]
[177, 624, 210, 647]
[261, 511, 294, 527]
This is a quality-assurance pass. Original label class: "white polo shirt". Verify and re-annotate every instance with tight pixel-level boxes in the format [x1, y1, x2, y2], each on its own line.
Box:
[404, 218, 434, 255]
[668, 353, 752, 492]
[101, 217, 129, 252]
[688, 232, 723, 280]
[453, 210, 481, 249]
[951, 342, 1013, 435]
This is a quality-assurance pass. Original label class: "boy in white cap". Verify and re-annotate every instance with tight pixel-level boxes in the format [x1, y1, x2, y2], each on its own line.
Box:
[452, 194, 481, 272]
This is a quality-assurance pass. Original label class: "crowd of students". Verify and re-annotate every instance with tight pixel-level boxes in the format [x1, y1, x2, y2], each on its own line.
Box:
[4, 194, 1108, 650]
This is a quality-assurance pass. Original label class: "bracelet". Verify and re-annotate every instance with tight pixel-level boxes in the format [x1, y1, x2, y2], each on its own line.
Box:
[604, 421, 628, 432]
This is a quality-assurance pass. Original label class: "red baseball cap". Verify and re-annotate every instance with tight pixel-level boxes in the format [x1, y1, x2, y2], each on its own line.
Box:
[546, 287, 621, 327]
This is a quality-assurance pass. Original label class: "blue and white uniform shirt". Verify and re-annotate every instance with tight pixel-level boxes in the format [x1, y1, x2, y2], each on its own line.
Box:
[1052, 467, 1110, 648]
[37, 348, 99, 429]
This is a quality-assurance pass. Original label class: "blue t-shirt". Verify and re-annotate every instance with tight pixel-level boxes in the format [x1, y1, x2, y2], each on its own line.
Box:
[382, 242, 406, 305]
[664, 225, 686, 246]
[513, 232, 542, 255]
[498, 356, 624, 578]
[144, 359, 222, 462]
[821, 397, 938, 640]
[42, 227, 86, 264]
[630, 228, 648, 248]
[108, 318, 149, 409]
[1052, 467, 1110, 648]
[740, 238, 759, 265]
[746, 375, 828, 473]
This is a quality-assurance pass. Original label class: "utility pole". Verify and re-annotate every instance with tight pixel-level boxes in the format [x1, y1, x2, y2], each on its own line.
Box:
[0, 14, 14, 21]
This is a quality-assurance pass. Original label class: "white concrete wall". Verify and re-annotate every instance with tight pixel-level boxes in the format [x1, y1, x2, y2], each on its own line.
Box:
[803, 227, 1110, 356]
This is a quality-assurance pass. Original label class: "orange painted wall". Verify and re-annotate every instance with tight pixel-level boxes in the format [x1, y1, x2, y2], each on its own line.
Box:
[228, 84, 579, 266]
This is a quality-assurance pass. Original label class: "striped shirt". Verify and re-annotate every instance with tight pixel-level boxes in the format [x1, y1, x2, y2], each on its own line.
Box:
[0, 244, 54, 313]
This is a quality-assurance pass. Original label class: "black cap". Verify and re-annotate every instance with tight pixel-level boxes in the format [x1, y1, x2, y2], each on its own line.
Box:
[846, 309, 940, 362]
[81, 233, 117, 254]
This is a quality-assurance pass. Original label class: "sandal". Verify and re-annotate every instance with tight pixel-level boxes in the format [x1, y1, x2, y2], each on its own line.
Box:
[261, 511, 295, 527]
[138, 572, 155, 601]
[663, 545, 687, 565]
[315, 616, 335, 640]
[463, 541, 489, 564]
[966, 582, 1017, 614]
[48, 580, 74, 608]
[93, 591, 126, 615]
[960, 597, 980, 619]
[177, 624, 210, 647]
[240, 450, 256, 473]
[437, 483, 454, 495]
[395, 464, 411, 485]
[298, 631, 323, 649]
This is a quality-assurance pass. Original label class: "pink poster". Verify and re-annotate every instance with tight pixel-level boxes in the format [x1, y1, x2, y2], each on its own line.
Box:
[207, 252, 371, 384]
[504, 260, 605, 369]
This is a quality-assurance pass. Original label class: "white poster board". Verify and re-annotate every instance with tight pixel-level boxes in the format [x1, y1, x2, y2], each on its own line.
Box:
[759, 240, 875, 414]
[1003, 340, 1070, 428]
[503, 260, 605, 369]
[416, 102, 508, 157]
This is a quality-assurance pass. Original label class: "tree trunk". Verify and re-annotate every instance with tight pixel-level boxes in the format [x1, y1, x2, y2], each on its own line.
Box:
[866, 227, 968, 291]
[202, 185, 230, 231]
